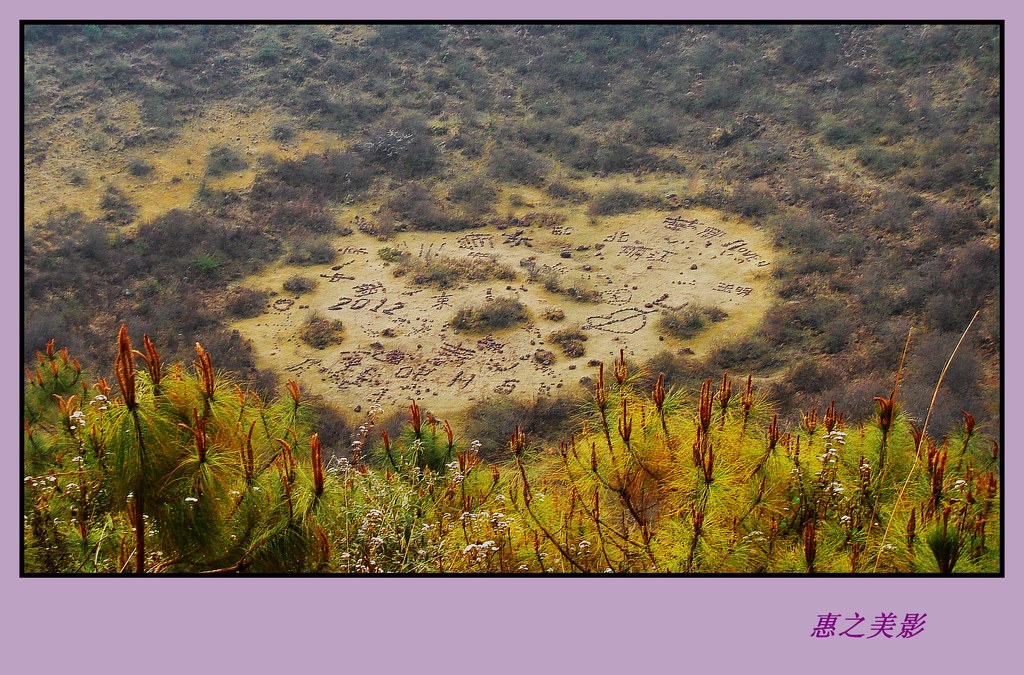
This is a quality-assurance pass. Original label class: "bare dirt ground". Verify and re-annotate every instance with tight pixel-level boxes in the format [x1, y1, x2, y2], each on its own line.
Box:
[232, 207, 776, 422]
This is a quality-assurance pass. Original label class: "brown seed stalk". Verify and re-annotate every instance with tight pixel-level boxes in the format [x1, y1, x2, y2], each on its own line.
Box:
[193, 342, 215, 401]
[409, 399, 422, 438]
[311, 433, 325, 497]
[613, 348, 627, 386]
[114, 325, 137, 409]
[716, 372, 732, 429]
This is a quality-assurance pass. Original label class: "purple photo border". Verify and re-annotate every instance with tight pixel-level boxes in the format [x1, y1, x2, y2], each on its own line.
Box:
[4, 2, 1014, 670]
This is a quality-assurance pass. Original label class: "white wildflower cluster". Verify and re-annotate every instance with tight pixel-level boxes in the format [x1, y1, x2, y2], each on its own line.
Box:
[839, 514, 852, 526]
[822, 430, 847, 446]
[470, 440, 482, 454]
[459, 510, 515, 532]
[24, 474, 59, 491]
[88, 394, 109, 411]
[446, 461, 464, 485]
[462, 540, 499, 563]
[575, 540, 592, 555]
[328, 456, 351, 476]
[953, 478, 969, 492]
[184, 496, 199, 505]
[69, 409, 86, 431]
[818, 447, 839, 464]
[827, 481, 845, 496]
[741, 530, 767, 544]
[493, 493, 506, 504]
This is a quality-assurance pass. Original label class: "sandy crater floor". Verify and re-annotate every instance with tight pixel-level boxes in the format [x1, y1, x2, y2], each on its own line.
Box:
[234, 208, 776, 421]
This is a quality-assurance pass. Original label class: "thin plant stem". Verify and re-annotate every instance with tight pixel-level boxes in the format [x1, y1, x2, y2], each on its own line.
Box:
[872, 311, 979, 572]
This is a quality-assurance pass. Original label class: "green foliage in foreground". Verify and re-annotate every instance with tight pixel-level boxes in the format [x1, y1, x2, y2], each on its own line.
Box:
[23, 332, 1000, 574]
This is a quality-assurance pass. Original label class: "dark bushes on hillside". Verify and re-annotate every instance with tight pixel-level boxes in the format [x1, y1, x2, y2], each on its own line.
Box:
[383, 183, 476, 232]
[358, 116, 440, 179]
[262, 199, 336, 234]
[226, 286, 270, 318]
[251, 150, 373, 204]
[487, 147, 548, 186]
[587, 187, 647, 216]
[205, 145, 249, 177]
[447, 176, 498, 216]
[99, 186, 138, 224]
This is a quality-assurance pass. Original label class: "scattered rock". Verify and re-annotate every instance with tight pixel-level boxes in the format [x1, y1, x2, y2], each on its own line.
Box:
[534, 349, 556, 366]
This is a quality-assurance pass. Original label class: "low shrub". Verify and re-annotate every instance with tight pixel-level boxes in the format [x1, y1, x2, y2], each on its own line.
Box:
[286, 237, 336, 266]
[659, 304, 728, 339]
[549, 326, 588, 357]
[283, 274, 317, 294]
[450, 296, 530, 332]
[487, 147, 548, 186]
[99, 186, 138, 224]
[271, 121, 296, 142]
[206, 145, 249, 177]
[388, 253, 516, 289]
[127, 157, 155, 177]
[299, 313, 345, 349]
[447, 176, 498, 215]
[226, 286, 270, 318]
[538, 272, 601, 302]
[587, 187, 647, 216]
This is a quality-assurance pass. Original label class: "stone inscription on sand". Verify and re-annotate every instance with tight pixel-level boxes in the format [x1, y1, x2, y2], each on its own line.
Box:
[234, 210, 775, 420]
